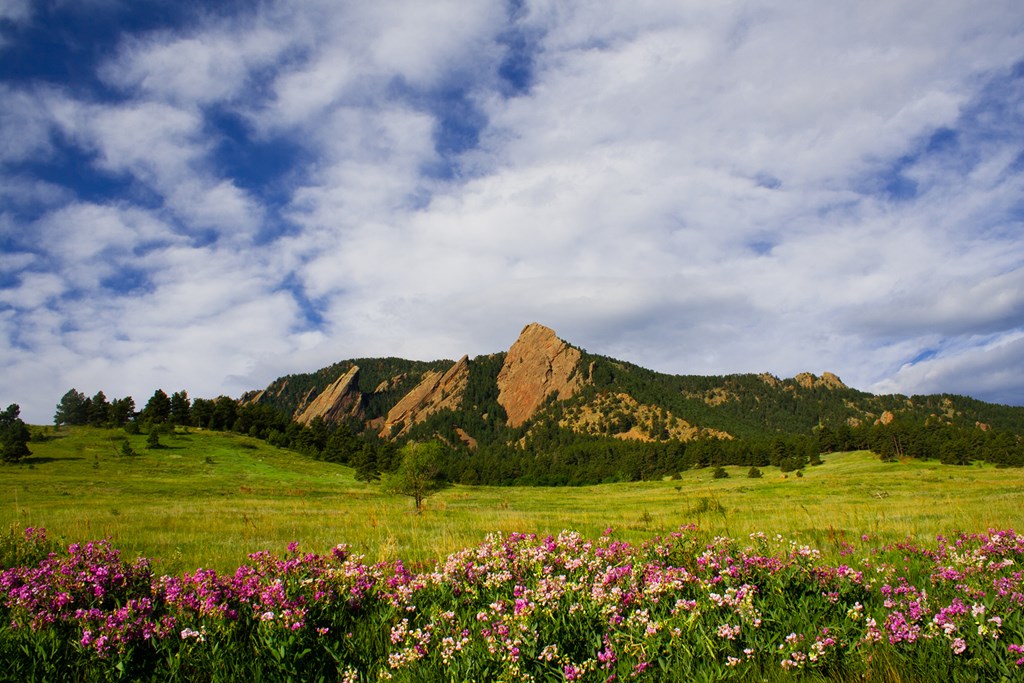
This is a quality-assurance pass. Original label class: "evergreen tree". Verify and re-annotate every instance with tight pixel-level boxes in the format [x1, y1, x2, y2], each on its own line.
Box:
[142, 389, 171, 424]
[107, 396, 136, 427]
[353, 444, 381, 483]
[190, 398, 214, 428]
[54, 389, 89, 426]
[88, 391, 110, 426]
[322, 423, 360, 464]
[0, 404, 31, 463]
[210, 396, 237, 430]
[169, 391, 191, 426]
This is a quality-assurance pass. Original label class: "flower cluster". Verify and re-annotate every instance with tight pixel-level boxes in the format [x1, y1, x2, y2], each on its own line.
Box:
[1, 527, 1023, 680]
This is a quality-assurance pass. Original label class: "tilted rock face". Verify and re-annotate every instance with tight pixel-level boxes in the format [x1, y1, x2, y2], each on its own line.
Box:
[497, 323, 583, 428]
[380, 355, 470, 437]
[295, 366, 363, 425]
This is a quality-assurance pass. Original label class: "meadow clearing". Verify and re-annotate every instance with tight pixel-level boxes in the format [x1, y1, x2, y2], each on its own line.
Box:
[3, 426, 1021, 573]
[4, 427, 1024, 681]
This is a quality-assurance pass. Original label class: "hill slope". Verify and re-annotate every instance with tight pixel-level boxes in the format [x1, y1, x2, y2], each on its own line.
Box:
[245, 323, 1024, 447]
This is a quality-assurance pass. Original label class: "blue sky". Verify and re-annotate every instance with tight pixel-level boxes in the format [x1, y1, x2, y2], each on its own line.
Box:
[2, 0, 1024, 423]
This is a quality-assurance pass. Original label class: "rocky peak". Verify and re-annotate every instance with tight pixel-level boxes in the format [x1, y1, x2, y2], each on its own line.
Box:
[295, 366, 362, 425]
[380, 355, 470, 438]
[497, 323, 583, 428]
[793, 372, 848, 390]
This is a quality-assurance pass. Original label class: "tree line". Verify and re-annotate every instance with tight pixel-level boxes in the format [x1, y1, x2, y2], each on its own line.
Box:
[41, 385, 1024, 487]
[817, 419, 1024, 467]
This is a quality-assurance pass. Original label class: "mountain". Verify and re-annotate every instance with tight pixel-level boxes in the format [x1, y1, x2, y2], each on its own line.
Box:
[244, 323, 1024, 448]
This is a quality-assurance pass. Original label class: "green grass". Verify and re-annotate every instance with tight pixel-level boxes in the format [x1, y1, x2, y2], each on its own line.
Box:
[4, 426, 1023, 574]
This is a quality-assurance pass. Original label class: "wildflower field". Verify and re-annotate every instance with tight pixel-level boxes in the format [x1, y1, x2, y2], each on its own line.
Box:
[3, 427, 1024, 680]
[2, 524, 1024, 681]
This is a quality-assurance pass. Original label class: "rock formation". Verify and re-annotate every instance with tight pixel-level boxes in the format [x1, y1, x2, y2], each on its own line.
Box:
[496, 323, 584, 428]
[294, 366, 362, 425]
[559, 391, 731, 442]
[793, 372, 848, 390]
[380, 355, 470, 437]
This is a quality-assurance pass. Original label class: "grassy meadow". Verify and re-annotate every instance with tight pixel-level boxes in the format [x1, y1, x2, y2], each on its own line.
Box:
[3, 426, 1023, 574]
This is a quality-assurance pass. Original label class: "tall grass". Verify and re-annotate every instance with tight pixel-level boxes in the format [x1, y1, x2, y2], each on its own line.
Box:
[3, 427, 1022, 573]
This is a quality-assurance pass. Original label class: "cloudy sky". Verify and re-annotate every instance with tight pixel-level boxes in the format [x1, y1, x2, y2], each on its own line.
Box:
[2, 1, 1023, 423]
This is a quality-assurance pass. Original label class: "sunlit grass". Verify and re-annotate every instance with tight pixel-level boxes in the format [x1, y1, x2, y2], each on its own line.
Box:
[4, 427, 1023, 574]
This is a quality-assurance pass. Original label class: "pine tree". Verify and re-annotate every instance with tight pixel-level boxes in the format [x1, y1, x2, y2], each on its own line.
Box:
[143, 389, 172, 424]
[169, 391, 191, 426]
[0, 404, 31, 463]
[54, 389, 89, 426]
[88, 391, 110, 426]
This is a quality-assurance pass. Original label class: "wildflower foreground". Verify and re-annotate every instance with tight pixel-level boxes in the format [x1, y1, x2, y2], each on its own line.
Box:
[2, 526, 1023, 682]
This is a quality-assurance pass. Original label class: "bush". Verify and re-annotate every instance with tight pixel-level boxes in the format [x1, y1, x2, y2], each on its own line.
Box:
[712, 466, 729, 479]
[747, 466, 763, 478]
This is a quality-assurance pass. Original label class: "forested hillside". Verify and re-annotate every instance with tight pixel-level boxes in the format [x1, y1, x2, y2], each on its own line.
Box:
[44, 324, 1024, 486]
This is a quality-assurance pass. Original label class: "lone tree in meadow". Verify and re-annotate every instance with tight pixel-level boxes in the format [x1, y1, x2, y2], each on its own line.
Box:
[0, 404, 31, 463]
[383, 440, 448, 513]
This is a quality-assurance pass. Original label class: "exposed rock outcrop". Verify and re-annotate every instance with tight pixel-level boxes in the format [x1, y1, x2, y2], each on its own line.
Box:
[241, 378, 290, 406]
[294, 366, 363, 425]
[687, 387, 739, 407]
[497, 323, 584, 428]
[374, 374, 406, 393]
[793, 372, 848, 390]
[560, 391, 732, 442]
[455, 427, 478, 450]
[380, 355, 470, 437]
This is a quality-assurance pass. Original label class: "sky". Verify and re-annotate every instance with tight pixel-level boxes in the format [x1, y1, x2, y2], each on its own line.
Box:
[2, 0, 1024, 424]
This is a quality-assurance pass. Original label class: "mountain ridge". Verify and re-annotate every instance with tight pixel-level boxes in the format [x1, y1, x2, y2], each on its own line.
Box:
[243, 323, 1024, 447]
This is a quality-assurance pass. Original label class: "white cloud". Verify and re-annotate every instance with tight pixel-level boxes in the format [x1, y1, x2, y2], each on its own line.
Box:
[0, 85, 54, 163]
[0, 175, 71, 210]
[873, 332, 1024, 404]
[44, 94, 265, 239]
[55, 99, 202, 183]
[3, 0, 1024, 422]
[0, 271, 65, 309]
[100, 25, 289, 105]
